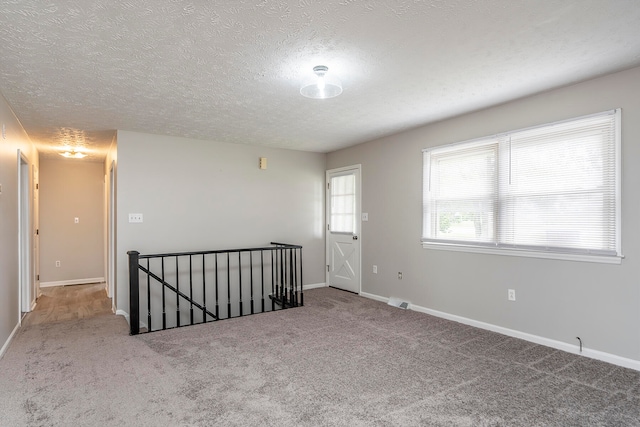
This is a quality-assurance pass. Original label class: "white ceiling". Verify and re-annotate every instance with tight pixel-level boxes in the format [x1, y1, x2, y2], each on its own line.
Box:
[1, 1, 639, 161]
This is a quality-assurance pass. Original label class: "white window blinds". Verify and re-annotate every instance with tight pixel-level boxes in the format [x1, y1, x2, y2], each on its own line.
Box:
[423, 109, 621, 259]
[423, 141, 498, 244]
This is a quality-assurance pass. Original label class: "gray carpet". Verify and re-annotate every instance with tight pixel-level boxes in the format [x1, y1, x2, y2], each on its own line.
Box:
[1, 287, 639, 426]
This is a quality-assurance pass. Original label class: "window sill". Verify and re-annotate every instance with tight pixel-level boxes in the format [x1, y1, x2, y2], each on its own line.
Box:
[421, 242, 622, 265]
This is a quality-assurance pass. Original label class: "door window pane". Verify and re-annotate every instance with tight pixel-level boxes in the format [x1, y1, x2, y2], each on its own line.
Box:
[331, 174, 356, 233]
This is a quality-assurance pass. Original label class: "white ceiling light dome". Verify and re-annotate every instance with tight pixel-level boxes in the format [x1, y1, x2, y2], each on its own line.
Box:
[300, 65, 342, 99]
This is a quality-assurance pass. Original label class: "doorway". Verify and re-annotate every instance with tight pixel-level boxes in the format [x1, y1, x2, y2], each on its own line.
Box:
[326, 165, 361, 294]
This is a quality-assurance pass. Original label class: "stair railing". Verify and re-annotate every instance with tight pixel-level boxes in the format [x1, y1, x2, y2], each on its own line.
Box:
[128, 242, 303, 335]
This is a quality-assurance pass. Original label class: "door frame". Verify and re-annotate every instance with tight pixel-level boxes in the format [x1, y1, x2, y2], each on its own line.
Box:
[32, 165, 40, 299]
[18, 150, 33, 317]
[108, 160, 116, 312]
[325, 164, 362, 294]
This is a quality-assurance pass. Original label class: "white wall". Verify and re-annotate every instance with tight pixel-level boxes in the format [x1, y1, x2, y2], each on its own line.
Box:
[327, 66, 640, 364]
[39, 159, 105, 285]
[115, 131, 326, 315]
[0, 93, 38, 356]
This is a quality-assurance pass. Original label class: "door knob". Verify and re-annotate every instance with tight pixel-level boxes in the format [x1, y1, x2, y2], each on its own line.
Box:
[353, 235, 358, 240]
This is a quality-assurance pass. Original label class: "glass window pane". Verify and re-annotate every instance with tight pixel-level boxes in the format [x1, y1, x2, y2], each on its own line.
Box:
[331, 174, 356, 233]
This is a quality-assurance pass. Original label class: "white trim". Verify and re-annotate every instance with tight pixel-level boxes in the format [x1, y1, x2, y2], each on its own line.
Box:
[360, 291, 640, 372]
[360, 291, 388, 303]
[615, 108, 622, 256]
[40, 277, 105, 288]
[116, 309, 129, 323]
[303, 282, 327, 290]
[421, 109, 619, 154]
[0, 322, 21, 359]
[115, 310, 148, 330]
[421, 242, 622, 265]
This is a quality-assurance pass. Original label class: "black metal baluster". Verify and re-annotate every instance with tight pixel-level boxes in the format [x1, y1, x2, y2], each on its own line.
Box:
[214, 253, 219, 320]
[291, 249, 296, 306]
[176, 256, 180, 328]
[238, 251, 243, 317]
[260, 250, 265, 313]
[189, 255, 194, 326]
[227, 252, 231, 318]
[274, 249, 280, 300]
[250, 251, 255, 315]
[202, 254, 207, 321]
[292, 248, 297, 307]
[161, 257, 166, 330]
[147, 258, 151, 331]
[288, 248, 292, 307]
[271, 249, 275, 311]
[279, 247, 285, 307]
[127, 251, 140, 335]
[299, 248, 304, 307]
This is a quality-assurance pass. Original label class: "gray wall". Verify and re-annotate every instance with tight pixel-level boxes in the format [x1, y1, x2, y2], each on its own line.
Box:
[39, 159, 105, 284]
[115, 131, 326, 314]
[0, 93, 38, 353]
[327, 66, 640, 362]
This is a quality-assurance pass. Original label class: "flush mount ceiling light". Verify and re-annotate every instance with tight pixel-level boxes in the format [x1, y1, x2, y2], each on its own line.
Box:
[59, 146, 87, 159]
[300, 65, 342, 99]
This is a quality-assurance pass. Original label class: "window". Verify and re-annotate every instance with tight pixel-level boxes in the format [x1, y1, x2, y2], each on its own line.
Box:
[330, 173, 356, 233]
[422, 109, 621, 263]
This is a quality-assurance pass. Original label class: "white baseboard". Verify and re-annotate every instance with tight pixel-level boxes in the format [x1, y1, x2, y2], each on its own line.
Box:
[360, 291, 388, 303]
[115, 310, 148, 331]
[304, 282, 327, 290]
[360, 291, 640, 372]
[0, 322, 21, 360]
[115, 309, 129, 324]
[40, 277, 105, 288]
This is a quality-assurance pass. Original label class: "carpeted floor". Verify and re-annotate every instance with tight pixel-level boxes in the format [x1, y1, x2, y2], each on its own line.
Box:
[1, 287, 639, 426]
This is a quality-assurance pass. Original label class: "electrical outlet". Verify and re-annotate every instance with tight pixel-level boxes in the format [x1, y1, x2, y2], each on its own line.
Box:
[398, 272, 403, 280]
[373, 265, 377, 274]
[508, 289, 516, 301]
[128, 213, 143, 223]
[55, 260, 61, 267]
[74, 217, 79, 223]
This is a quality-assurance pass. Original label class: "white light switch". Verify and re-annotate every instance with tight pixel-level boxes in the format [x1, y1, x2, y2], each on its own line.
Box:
[74, 217, 79, 223]
[129, 213, 143, 223]
[362, 212, 368, 221]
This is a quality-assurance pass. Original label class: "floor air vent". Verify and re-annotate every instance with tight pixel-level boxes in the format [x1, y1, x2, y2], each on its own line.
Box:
[387, 297, 409, 309]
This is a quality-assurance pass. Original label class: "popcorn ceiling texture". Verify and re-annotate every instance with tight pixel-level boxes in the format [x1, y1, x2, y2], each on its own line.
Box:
[0, 1, 639, 159]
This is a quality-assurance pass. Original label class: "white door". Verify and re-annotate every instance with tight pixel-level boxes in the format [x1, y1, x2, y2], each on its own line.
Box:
[326, 165, 361, 293]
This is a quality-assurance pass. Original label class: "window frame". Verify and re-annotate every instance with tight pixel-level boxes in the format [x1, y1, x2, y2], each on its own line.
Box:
[421, 109, 622, 264]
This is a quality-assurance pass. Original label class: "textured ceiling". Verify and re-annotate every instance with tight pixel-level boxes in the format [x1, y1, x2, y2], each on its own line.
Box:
[1, 0, 639, 160]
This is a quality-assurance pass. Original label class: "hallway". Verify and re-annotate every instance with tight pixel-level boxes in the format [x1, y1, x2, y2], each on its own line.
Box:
[25, 283, 112, 326]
